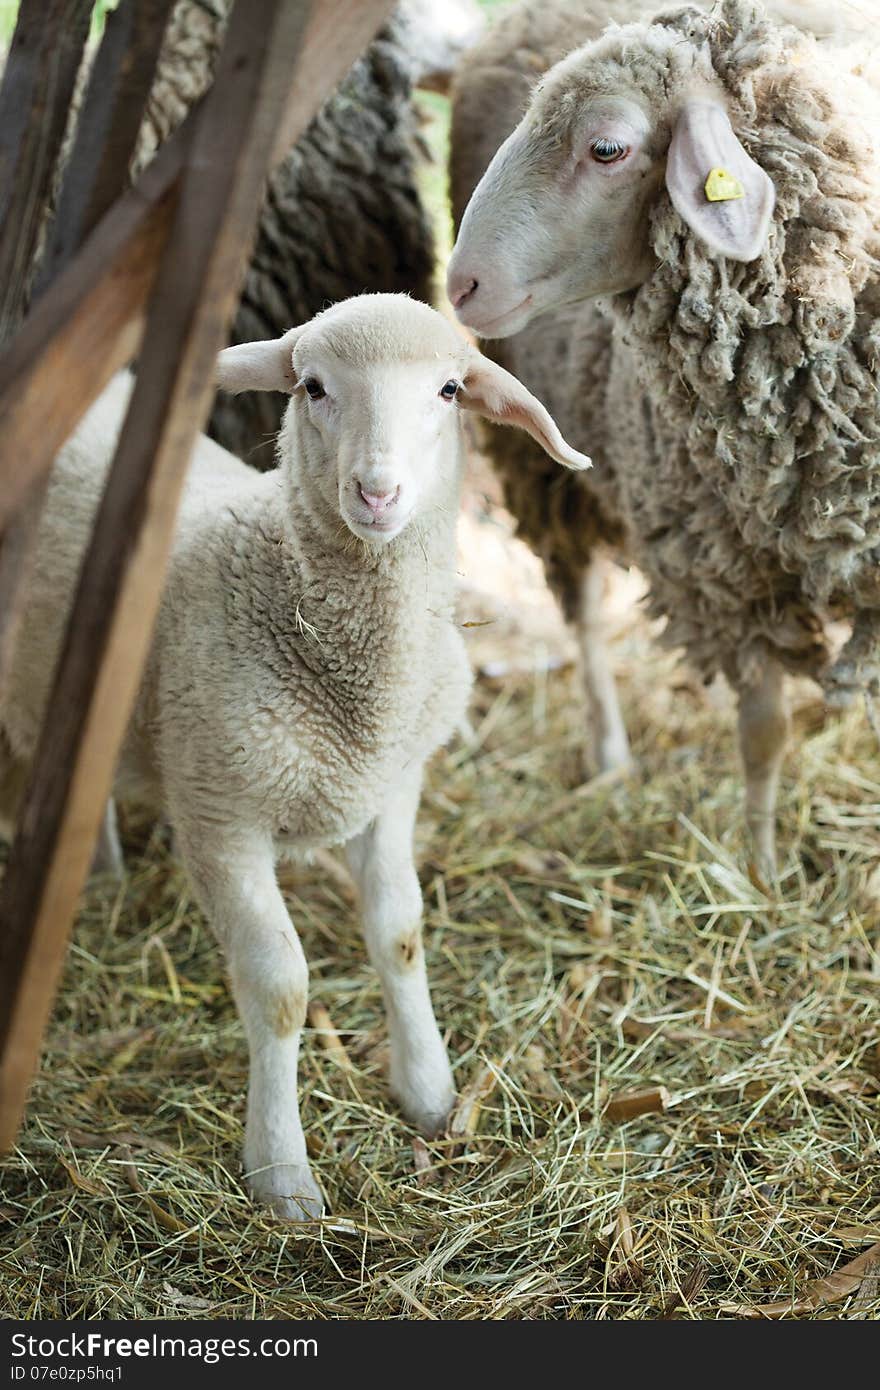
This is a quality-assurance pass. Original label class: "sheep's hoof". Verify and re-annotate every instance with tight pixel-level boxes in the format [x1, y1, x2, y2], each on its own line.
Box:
[247, 1162, 324, 1222]
[581, 734, 633, 781]
[747, 855, 777, 898]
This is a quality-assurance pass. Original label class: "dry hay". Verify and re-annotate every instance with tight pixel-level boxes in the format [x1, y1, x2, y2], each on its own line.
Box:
[1, 479, 878, 1321]
[2, 0, 876, 1327]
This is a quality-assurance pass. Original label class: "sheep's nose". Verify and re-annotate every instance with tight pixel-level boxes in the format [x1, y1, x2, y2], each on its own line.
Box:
[448, 273, 478, 309]
[358, 482, 400, 516]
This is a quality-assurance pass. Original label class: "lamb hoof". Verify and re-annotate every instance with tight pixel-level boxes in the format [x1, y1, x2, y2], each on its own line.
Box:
[596, 747, 633, 775]
[247, 1162, 324, 1222]
[91, 803, 125, 881]
[392, 1061, 456, 1138]
[90, 846, 125, 883]
[585, 733, 632, 778]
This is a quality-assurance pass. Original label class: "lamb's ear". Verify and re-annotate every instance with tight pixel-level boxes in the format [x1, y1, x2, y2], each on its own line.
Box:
[459, 353, 590, 470]
[666, 100, 775, 262]
[215, 325, 303, 394]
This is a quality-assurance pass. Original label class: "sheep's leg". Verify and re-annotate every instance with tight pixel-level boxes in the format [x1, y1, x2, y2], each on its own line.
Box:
[575, 554, 631, 772]
[346, 766, 454, 1136]
[176, 825, 322, 1220]
[91, 799, 124, 879]
[737, 660, 790, 885]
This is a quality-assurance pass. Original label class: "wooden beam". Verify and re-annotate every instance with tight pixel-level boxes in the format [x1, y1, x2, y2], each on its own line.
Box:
[270, 0, 396, 164]
[0, 132, 184, 536]
[0, 0, 93, 339]
[0, 0, 396, 1152]
[37, 0, 178, 288]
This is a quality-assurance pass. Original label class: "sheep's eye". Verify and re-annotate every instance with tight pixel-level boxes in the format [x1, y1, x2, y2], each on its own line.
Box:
[439, 379, 460, 401]
[303, 377, 326, 400]
[590, 137, 629, 164]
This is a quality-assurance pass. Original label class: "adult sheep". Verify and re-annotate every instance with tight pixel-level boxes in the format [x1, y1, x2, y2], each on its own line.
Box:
[448, 0, 880, 880]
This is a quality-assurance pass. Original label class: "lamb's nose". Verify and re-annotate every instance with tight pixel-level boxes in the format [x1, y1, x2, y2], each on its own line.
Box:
[358, 482, 400, 516]
[448, 274, 478, 310]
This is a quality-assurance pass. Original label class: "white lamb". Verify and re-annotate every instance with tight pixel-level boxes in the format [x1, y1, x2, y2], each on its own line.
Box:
[0, 294, 587, 1219]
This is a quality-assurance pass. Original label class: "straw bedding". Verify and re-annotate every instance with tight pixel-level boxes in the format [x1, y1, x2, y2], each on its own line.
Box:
[1, 492, 878, 1319]
[1, 0, 877, 1324]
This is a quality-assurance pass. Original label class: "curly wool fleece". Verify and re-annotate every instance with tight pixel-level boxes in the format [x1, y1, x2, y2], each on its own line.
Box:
[615, 0, 880, 697]
[456, 0, 880, 700]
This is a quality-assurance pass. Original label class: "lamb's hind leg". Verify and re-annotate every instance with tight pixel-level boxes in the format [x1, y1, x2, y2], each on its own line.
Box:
[575, 553, 631, 772]
[345, 765, 454, 1136]
[91, 800, 124, 878]
[737, 659, 790, 886]
[0, 725, 123, 878]
[175, 822, 323, 1220]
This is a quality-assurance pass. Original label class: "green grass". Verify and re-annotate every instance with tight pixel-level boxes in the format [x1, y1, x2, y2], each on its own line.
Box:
[414, 1, 516, 279]
[0, 2, 118, 43]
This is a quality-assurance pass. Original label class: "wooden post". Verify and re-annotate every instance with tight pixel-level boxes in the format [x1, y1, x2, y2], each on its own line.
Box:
[0, 0, 94, 692]
[0, 135, 184, 540]
[37, 0, 178, 288]
[0, 0, 396, 1152]
[0, 139, 183, 685]
[0, 0, 93, 338]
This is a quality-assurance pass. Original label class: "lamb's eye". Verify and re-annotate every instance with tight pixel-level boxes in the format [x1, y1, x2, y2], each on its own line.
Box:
[439, 379, 460, 401]
[590, 137, 629, 164]
[304, 377, 325, 400]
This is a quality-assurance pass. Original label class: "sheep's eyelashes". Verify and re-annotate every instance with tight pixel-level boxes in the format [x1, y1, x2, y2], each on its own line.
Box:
[590, 137, 629, 164]
[303, 377, 326, 401]
[439, 380, 460, 400]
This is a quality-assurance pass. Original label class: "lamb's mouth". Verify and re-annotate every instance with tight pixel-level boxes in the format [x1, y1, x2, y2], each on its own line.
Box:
[344, 512, 409, 543]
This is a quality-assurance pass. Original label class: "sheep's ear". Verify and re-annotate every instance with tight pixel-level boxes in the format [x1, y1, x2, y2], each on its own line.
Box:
[460, 353, 590, 470]
[215, 325, 303, 394]
[665, 100, 775, 262]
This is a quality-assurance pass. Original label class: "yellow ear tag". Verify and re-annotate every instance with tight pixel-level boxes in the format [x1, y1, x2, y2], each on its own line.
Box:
[705, 167, 745, 202]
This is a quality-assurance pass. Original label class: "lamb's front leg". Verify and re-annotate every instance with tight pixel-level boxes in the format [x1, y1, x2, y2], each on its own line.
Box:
[346, 766, 455, 1136]
[175, 824, 323, 1220]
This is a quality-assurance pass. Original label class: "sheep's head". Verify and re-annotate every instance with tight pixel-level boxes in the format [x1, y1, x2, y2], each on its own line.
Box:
[216, 294, 588, 545]
[447, 3, 777, 337]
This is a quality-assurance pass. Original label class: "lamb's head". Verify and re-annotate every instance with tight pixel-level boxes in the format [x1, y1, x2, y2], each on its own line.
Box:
[216, 294, 589, 544]
[448, 0, 783, 337]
